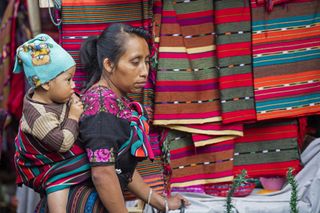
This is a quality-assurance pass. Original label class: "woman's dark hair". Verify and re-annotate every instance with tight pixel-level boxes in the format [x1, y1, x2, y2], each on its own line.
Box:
[80, 23, 150, 90]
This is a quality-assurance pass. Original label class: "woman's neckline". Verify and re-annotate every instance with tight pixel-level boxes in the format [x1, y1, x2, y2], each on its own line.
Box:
[90, 84, 130, 101]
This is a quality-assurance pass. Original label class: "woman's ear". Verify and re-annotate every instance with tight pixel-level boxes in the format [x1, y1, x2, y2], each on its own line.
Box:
[41, 82, 50, 91]
[103, 58, 113, 74]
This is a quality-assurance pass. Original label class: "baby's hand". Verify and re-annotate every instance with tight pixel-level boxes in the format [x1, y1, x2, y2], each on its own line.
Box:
[68, 94, 83, 121]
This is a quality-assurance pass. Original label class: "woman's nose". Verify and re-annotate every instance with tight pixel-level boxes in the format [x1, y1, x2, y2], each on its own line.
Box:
[140, 62, 149, 77]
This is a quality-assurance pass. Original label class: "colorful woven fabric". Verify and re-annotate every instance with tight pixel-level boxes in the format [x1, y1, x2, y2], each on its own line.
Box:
[153, 0, 219, 125]
[0, 0, 15, 110]
[123, 128, 166, 200]
[188, 122, 243, 147]
[253, 0, 294, 12]
[251, 0, 320, 121]
[0, 0, 25, 119]
[120, 102, 154, 160]
[61, 0, 153, 92]
[233, 119, 302, 177]
[166, 130, 234, 193]
[152, 0, 243, 146]
[35, 182, 107, 213]
[215, 0, 256, 124]
[15, 128, 91, 194]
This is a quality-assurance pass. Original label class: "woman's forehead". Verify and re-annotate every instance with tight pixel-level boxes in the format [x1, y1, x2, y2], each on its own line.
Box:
[121, 36, 149, 57]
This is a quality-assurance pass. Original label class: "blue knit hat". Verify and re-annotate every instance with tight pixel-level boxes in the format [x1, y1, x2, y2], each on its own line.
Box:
[13, 34, 76, 87]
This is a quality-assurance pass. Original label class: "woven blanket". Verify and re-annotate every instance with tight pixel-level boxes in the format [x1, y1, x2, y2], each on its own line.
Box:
[215, 0, 256, 124]
[251, 0, 320, 120]
[165, 130, 234, 194]
[153, 0, 244, 146]
[233, 119, 302, 177]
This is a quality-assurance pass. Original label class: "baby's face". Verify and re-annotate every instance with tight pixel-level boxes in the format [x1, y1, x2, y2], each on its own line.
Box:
[47, 66, 76, 103]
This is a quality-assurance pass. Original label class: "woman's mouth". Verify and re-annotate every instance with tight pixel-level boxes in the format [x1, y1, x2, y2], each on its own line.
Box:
[135, 82, 146, 87]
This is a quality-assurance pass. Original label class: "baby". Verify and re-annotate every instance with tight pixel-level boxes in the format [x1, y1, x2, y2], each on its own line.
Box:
[13, 34, 90, 213]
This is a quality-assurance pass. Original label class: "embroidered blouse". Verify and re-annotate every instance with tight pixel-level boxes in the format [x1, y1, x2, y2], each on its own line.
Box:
[79, 85, 153, 189]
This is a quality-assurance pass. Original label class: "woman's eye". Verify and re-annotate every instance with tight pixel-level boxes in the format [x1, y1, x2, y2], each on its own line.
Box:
[132, 60, 139, 65]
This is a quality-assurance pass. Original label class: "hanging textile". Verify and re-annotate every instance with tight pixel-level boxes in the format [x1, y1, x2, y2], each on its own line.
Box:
[0, 0, 24, 118]
[61, 0, 152, 90]
[215, 0, 256, 124]
[165, 129, 234, 194]
[153, 0, 243, 146]
[153, 0, 220, 125]
[233, 119, 302, 177]
[251, 0, 320, 121]
[253, 0, 294, 12]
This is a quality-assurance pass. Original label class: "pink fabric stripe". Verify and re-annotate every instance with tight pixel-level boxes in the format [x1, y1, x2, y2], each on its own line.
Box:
[153, 111, 220, 120]
[186, 123, 243, 131]
[177, 10, 214, 19]
[162, 11, 176, 16]
[171, 171, 233, 183]
[253, 37, 320, 54]
[215, 7, 250, 16]
[157, 78, 218, 86]
[255, 82, 320, 101]
[159, 51, 215, 59]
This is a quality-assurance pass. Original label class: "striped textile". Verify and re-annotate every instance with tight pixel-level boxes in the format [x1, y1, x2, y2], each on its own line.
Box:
[215, 0, 256, 124]
[123, 156, 165, 200]
[15, 92, 91, 194]
[165, 129, 234, 193]
[0, 0, 14, 110]
[61, 0, 152, 91]
[152, 0, 243, 146]
[137, 128, 166, 194]
[15, 128, 91, 194]
[251, 0, 320, 121]
[0, 0, 24, 116]
[254, 0, 294, 12]
[186, 122, 242, 147]
[123, 128, 165, 200]
[35, 182, 108, 213]
[153, 0, 220, 125]
[119, 102, 154, 160]
[233, 119, 302, 178]
[20, 95, 78, 152]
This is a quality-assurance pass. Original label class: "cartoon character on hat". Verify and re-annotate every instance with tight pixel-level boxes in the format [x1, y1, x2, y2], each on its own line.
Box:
[13, 34, 75, 88]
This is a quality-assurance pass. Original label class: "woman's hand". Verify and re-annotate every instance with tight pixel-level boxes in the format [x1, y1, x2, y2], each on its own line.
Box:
[167, 193, 191, 211]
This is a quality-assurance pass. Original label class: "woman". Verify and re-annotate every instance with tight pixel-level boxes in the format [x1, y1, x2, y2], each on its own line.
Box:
[79, 23, 190, 212]
[34, 23, 189, 213]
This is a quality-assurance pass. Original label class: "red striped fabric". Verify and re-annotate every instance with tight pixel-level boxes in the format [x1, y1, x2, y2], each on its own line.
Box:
[215, 0, 256, 124]
[153, 0, 244, 147]
[233, 119, 302, 178]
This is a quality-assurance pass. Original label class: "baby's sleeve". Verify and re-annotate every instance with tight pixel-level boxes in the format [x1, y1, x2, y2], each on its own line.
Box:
[29, 112, 78, 152]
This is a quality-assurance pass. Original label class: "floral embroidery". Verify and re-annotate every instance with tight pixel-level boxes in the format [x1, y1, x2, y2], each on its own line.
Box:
[81, 86, 131, 120]
[86, 148, 115, 163]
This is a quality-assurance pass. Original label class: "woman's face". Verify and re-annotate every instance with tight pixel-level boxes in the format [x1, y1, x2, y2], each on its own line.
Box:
[108, 35, 150, 97]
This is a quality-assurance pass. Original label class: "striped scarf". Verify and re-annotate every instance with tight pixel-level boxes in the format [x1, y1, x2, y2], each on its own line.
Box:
[119, 102, 154, 160]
